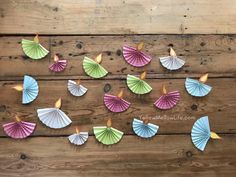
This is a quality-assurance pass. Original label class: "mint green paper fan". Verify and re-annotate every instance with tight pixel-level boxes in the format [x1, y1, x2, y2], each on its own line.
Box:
[93, 126, 124, 145]
[127, 74, 152, 94]
[21, 36, 49, 60]
[83, 57, 108, 78]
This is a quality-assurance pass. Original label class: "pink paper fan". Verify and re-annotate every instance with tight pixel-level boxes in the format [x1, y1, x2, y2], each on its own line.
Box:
[123, 45, 152, 67]
[154, 91, 180, 110]
[49, 55, 67, 72]
[104, 94, 131, 113]
[3, 121, 36, 139]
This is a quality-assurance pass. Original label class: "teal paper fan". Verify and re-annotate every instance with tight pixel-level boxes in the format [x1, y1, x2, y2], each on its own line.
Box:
[127, 72, 152, 94]
[21, 35, 49, 60]
[83, 54, 108, 78]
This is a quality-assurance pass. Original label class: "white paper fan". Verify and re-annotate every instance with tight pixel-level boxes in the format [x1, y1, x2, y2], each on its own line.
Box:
[67, 80, 88, 97]
[68, 132, 89, 146]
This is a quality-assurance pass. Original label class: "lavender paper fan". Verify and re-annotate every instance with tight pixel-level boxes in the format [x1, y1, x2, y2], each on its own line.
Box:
[37, 108, 72, 129]
[68, 132, 89, 145]
[154, 91, 180, 110]
[49, 59, 67, 72]
[67, 80, 88, 97]
[123, 45, 152, 67]
[104, 94, 131, 113]
[3, 121, 36, 139]
[160, 56, 185, 70]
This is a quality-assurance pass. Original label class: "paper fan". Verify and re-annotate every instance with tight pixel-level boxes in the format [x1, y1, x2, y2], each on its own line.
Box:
[185, 74, 212, 97]
[3, 116, 36, 139]
[191, 116, 221, 151]
[160, 48, 185, 70]
[154, 85, 180, 110]
[49, 55, 67, 72]
[132, 118, 159, 138]
[104, 90, 131, 113]
[21, 34, 49, 60]
[127, 72, 152, 95]
[37, 98, 72, 129]
[123, 43, 152, 67]
[93, 118, 124, 145]
[67, 80, 88, 97]
[83, 54, 108, 78]
[13, 75, 39, 104]
[68, 127, 88, 146]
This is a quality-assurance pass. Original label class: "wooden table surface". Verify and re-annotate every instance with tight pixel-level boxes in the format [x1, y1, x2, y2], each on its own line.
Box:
[0, 1, 236, 177]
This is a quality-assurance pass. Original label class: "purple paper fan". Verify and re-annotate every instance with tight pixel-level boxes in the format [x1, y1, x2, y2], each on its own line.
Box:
[123, 45, 152, 67]
[104, 94, 131, 113]
[49, 55, 67, 72]
[3, 121, 36, 139]
[154, 91, 180, 110]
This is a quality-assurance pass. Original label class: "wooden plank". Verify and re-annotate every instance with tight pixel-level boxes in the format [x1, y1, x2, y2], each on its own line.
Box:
[0, 135, 235, 177]
[0, 35, 236, 78]
[0, 78, 235, 136]
[0, 0, 236, 34]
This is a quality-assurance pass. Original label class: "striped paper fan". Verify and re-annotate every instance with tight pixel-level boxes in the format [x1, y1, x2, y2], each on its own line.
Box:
[154, 91, 180, 110]
[191, 116, 211, 151]
[49, 55, 67, 72]
[185, 78, 212, 97]
[83, 56, 108, 78]
[67, 80, 88, 97]
[21, 35, 49, 60]
[37, 108, 72, 129]
[13, 75, 39, 104]
[68, 132, 89, 146]
[93, 126, 124, 145]
[132, 118, 159, 138]
[123, 45, 152, 67]
[160, 56, 185, 70]
[104, 94, 131, 113]
[127, 74, 152, 94]
[3, 120, 36, 139]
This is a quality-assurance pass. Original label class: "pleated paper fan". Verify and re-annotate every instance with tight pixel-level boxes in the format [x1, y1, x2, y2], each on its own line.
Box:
[154, 85, 180, 110]
[191, 116, 221, 151]
[21, 35, 49, 60]
[127, 72, 152, 95]
[160, 48, 185, 70]
[37, 98, 72, 129]
[49, 55, 67, 72]
[67, 80, 88, 97]
[93, 118, 124, 145]
[3, 116, 36, 139]
[132, 118, 159, 138]
[68, 127, 88, 146]
[123, 43, 152, 67]
[185, 74, 212, 97]
[104, 90, 130, 113]
[83, 54, 108, 78]
[13, 75, 39, 104]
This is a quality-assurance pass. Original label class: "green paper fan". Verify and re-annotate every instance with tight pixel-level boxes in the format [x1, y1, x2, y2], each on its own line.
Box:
[127, 74, 152, 94]
[93, 126, 124, 145]
[21, 36, 49, 60]
[83, 57, 108, 78]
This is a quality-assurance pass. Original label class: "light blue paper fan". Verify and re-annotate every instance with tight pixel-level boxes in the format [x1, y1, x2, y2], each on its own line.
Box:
[132, 118, 159, 138]
[22, 75, 39, 104]
[185, 78, 212, 97]
[191, 116, 211, 151]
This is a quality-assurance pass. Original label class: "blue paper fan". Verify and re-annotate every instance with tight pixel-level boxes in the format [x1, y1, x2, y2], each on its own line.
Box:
[132, 118, 159, 138]
[191, 116, 211, 151]
[185, 78, 212, 97]
[19, 75, 39, 104]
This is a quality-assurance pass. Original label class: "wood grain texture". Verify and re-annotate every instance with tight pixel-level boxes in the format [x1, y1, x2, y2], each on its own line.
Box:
[0, 78, 235, 136]
[0, 0, 236, 34]
[0, 35, 236, 79]
[0, 135, 235, 177]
